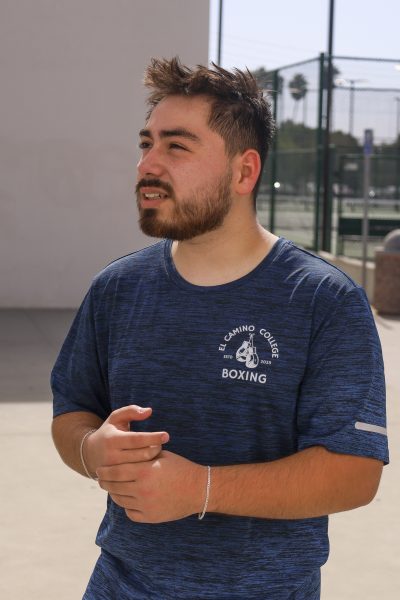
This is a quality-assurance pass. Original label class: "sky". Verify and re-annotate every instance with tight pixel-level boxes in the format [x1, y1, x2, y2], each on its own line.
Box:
[209, 0, 400, 71]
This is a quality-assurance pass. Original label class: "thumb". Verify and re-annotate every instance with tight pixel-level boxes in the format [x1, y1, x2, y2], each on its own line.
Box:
[108, 405, 152, 429]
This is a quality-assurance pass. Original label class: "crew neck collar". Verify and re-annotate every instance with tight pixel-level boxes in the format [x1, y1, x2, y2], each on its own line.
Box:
[163, 237, 287, 293]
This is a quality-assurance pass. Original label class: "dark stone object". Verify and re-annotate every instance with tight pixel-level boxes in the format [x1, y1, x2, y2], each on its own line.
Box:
[374, 230, 400, 314]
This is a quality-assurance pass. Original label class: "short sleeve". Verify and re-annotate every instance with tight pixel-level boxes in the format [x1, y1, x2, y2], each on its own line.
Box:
[51, 286, 110, 420]
[297, 287, 389, 464]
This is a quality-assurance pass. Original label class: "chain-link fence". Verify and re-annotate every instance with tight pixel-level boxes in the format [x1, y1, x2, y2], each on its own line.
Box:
[255, 55, 400, 258]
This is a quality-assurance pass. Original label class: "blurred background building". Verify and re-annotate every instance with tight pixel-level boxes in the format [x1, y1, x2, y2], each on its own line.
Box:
[0, 0, 209, 308]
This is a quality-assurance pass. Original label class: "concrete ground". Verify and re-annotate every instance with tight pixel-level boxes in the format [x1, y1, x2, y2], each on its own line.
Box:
[0, 309, 399, 600]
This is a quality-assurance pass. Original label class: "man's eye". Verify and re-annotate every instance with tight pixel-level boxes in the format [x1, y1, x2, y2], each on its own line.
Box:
[170, 143, 185, 150]
[139, 141, 151, 149]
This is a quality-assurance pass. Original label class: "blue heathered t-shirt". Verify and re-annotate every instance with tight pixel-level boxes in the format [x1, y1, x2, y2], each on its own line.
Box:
[51, 237, 389, 600]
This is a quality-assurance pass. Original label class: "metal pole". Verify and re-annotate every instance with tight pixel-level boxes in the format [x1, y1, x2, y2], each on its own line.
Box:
[269, 70, 280, 233]
[217, 0, 223, 66]
[362, 156, 371, 289]
[396, 98, 400, 202]
[362, 130, 373, 289]
[349, 81, 355, 136]
[314, 53, 325, 252]
[322, 0, 335, 251]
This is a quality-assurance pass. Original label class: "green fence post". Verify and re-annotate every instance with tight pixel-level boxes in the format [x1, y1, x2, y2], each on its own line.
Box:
[314, 53, 325, 251]
[337, 154, 344, 255]
[269, 69, 279, 233]
[326, 143, 336, 253]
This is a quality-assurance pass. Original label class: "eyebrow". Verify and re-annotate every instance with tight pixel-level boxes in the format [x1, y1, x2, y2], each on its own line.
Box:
[139, 128, 201, 143]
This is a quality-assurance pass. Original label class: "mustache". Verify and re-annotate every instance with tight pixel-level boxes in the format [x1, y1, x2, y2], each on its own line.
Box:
[136, 178, 174, 197]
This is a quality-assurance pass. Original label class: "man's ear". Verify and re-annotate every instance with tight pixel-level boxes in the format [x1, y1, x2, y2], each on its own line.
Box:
[232, 149, 261, 197]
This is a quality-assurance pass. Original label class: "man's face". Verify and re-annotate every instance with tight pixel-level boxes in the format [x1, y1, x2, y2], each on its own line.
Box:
[136, 95, 233, 241]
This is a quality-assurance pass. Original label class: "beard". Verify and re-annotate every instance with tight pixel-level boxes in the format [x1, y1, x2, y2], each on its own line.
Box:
[136, 170, 233, 241]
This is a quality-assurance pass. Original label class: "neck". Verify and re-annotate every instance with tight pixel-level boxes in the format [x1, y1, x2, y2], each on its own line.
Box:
[171, 204, 279, 286]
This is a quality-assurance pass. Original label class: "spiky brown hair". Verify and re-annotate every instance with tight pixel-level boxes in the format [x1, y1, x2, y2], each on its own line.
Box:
[143, 57, 275, 201]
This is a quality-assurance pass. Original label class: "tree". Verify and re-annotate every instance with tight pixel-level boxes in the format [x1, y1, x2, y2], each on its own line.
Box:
[288, 73, 308, 121]
[322, 63, 340, 90]
[251, 67, 285, 120]
[251, 67, 284, 95]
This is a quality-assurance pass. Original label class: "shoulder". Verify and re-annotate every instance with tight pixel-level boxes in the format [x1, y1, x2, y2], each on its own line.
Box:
[275, 239, 361, 302]
[91, 240, 165, 289]
[81, 240, 166, 310]
[271, 240, 372, 334]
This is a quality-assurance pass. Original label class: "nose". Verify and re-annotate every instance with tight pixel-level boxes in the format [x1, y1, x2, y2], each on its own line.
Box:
[137, 146, 165, 179]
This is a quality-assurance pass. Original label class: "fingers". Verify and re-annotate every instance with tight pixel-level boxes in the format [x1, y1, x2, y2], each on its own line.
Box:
[106, 405, 170, 449]
[110, 493, 138, 511]
[122, 444, 162, 463]
[125, 509, 144, 523]
[99, 480, 135, 495]
[107, 405, 153, 428]
[115, 430, 169, 450]
[97, 462, 138, 482]
[95, 445, 162, 466]
[101, 444, 161, 466]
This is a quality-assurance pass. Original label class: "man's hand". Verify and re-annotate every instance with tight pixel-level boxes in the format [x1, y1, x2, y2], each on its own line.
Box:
[84, 405, 169, 477]
[97, 450, 207, 524]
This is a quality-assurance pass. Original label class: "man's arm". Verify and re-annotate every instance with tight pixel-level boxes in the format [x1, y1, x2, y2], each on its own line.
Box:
[52, 405, 170, 479]
[208, 446, 383, 519]
[52, 410, 104, 477]
[96, 446, 383, 523]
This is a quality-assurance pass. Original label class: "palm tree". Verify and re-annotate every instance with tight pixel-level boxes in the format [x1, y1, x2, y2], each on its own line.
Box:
[288, 73, 308, 121]
[251, 66, 284, 95]
[322, 63, 340, 90]
[251, 67, 285, 120]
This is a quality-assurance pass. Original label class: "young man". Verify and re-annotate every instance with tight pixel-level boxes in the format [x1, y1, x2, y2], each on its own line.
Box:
[51, 58, 388, 599]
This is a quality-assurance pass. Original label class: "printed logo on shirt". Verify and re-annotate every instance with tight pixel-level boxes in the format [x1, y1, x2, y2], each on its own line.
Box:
[218, 324, 279, 385]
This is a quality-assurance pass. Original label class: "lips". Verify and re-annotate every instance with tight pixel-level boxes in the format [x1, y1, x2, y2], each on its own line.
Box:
[141, 190, 169, 200]
[136, 178, 173, 198]
[138, 187, 170, 209]
[139, 185, 171, 201]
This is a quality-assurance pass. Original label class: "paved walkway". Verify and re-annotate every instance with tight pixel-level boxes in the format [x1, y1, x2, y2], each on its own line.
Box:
[0, 309, 399, 599]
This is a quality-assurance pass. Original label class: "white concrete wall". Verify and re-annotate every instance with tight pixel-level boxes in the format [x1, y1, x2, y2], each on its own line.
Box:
[0, 0, 209, 307]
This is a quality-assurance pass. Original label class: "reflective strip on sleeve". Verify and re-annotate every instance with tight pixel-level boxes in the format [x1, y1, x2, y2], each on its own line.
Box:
[355, 421, 387, 436]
